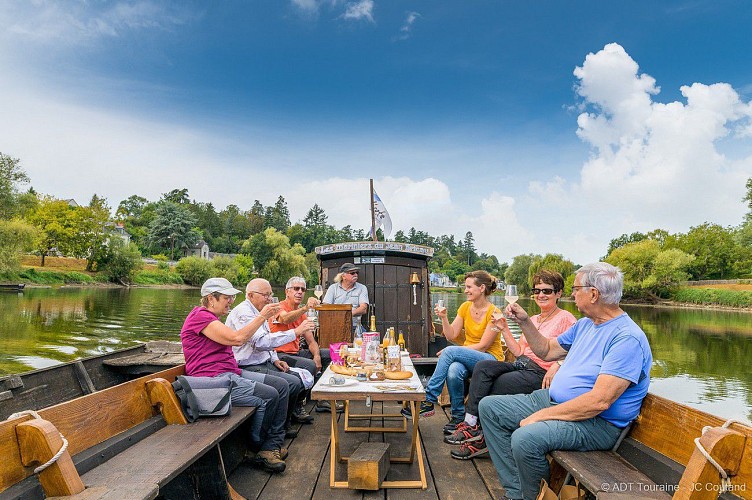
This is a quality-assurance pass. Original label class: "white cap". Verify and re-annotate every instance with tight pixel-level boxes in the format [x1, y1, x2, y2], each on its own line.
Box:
[200, 277, 242, 297]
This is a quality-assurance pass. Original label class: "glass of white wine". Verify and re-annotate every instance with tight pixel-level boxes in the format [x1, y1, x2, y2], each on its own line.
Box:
[505, 285, 519, 318]
[314, 285, 324, 300]
[270, 296, 280, 323]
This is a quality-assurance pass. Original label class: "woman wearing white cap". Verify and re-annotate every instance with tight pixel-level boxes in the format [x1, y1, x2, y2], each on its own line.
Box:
[179, 277, 290, 473]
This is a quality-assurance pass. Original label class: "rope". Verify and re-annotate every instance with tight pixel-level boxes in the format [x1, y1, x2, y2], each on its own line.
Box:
[6, 410, 70, 474]
[693, 418, 751, 494]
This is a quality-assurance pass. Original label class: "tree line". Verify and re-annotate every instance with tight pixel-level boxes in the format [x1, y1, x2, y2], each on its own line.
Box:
[1, 152, 751, 300]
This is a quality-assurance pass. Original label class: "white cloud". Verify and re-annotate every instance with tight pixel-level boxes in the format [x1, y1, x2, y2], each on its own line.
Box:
[395, 11, 420, 40]
[341, 0, 374, 23]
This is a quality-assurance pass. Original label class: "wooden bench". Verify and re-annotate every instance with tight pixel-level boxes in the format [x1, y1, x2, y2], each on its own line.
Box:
[549, 393, 752, 499]
[0, 365, 256, 499]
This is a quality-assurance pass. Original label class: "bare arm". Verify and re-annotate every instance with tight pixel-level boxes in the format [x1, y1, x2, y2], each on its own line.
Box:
[353, 302, 368, 316]
[520, 374, 631, 425]
[202, 308, 275, 346]
[506, 303, 567, 361]
[494, 316, 522, 357]
[303, 331, 322, 371]
[441, 312, 465, 342]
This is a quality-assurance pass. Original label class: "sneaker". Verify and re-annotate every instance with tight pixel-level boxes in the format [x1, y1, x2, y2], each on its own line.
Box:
[292, 404, 314, 424]
[450, 435, 489, 460]
[401, 401, 435, 418]
[315, 400, 345, 413]
[443, 416, 464, 435]
[252, 449, 286, 473]
[444, 423, 483, 445]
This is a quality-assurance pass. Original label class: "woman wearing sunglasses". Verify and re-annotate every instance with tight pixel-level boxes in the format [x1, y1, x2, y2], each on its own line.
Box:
[446, 269, 576, 460]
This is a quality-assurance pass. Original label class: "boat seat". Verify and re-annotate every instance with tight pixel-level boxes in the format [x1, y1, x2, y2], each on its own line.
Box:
[0, 365, 256, 500]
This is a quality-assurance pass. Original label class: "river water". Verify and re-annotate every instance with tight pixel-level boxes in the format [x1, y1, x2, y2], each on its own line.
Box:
[2, 287, 751, 421]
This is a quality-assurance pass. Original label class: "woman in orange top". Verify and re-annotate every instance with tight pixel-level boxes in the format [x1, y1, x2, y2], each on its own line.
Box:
[402, 270, 504, 433]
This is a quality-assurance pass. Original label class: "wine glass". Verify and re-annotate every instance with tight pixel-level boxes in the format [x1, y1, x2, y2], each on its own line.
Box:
[435, 299, 446, 315]
[270, 296, 280, 323]
[314, 285, 324, 300]
[505, 285, 519, 317]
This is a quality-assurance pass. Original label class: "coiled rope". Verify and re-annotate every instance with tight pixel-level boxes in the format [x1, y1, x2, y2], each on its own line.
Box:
[6, 410, 69, 474]
[693, 418, 751, 494]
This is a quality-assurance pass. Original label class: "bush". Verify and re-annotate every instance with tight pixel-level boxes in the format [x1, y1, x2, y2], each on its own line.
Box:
[671, 287, 752, 307]
[0, 219, 38, 274]
[175, 256, 213, 286]
[210, 256, 240, 284]
[63, 271, 93, 283]
[101, 239, 143, 284]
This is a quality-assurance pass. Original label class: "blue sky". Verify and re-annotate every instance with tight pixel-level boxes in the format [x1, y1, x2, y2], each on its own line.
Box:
[1, 1, 751, 264]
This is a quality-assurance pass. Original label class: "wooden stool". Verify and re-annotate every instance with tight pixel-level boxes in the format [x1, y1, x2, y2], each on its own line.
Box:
[347, 442, 390, 490]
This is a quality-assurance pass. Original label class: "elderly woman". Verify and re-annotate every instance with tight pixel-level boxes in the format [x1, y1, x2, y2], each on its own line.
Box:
[402, 270, 505, 434]
[180, 277, 290, 474]
[446, 270, 577, 460]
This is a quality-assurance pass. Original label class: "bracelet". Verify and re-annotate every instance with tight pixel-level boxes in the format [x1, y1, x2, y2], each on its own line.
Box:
[490, 326, 501, 333]
[556, 360, 563, 366]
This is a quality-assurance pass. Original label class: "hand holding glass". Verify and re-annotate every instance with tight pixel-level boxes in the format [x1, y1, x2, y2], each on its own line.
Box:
[435, 299, 447, 316]
[505, 285, 519, 318]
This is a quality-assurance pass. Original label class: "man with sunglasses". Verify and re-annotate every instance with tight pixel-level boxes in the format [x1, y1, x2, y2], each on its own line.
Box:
[478, 263, 652, 500]
[270, 277, 335, 413]
[227, 278, 318, 433]
[322, 263, 369, 335]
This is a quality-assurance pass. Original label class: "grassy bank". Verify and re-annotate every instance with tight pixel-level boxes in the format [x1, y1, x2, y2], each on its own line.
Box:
[0, 256, 183, 286]
[670, 286, 752, 308]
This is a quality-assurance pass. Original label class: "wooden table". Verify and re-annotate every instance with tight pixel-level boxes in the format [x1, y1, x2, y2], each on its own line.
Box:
[310, 353, 427, 490]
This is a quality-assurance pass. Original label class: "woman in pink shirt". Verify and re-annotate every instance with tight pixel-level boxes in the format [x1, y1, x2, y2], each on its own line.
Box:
[445, 270, 577, 460]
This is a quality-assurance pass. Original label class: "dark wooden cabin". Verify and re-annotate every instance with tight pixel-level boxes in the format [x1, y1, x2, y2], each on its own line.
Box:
[316, 241, 434, 356]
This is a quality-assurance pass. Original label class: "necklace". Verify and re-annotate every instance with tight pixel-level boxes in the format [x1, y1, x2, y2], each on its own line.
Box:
[536, 307, 559, 327]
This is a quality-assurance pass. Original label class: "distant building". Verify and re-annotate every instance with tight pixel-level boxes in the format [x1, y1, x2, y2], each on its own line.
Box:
[110, 223, 131, 245]
[183, 239, 210, 259]
[65, 199, 80, 208]
[430, 272, 454, 287]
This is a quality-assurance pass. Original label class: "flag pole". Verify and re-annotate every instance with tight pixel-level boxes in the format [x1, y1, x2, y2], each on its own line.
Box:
[370, 178, 377, 241]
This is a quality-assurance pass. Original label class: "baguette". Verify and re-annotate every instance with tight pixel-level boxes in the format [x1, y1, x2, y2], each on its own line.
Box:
[330, 364, 357, 376]
[384, 370, 412, 380]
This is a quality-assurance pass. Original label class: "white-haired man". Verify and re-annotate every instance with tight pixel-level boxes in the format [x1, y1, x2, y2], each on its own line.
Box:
[226, 278, 317, 433]
[480, 263, 652, 500]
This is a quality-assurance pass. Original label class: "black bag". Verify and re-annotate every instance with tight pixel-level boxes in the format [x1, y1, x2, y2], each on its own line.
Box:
[172, 374, 234, 422]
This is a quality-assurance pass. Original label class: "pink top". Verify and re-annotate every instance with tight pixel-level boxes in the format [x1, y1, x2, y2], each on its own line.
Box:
[519, 309, 577, 371]
[180, 306, 241, 377]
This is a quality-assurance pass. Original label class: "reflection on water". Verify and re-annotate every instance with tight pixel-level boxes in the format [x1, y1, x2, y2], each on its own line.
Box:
[2, 288, 751, 420]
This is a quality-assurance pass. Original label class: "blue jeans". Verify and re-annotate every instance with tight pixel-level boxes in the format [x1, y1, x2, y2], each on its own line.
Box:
[228, 370, 288, 452]
[425, 346, 496, 419]
[478, 389, 622, 500]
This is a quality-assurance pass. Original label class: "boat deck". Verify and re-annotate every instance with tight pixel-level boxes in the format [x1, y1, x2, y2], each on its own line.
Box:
[228, 400, 505, 499]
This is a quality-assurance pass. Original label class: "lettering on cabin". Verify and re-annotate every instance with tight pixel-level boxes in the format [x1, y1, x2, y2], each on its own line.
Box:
[315, 242, 434, 257]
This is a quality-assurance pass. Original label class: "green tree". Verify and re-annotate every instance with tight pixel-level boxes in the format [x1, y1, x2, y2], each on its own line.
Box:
[505, 254, 539, 294]
[77, 195, 112, 271]
[210, 256, 241, 284]
[242, 228, 307, 284]
[265, 196, 291, 232]
[462, 231, 477, 265]
[0, 219, 38, 273]
[100, 239, 143, 284]
[146, 202, 198, 260]
[743, 177, 752, 223]
[605, 232, 647, 257]
[607, 240, 694, 299]
[668, 223, 737, 280]
[441, 257, 470, 284]
[162, 188, 190, 204]
[528, 254, 576, 289]
[0, 153, 31, 219]
[26, 197, 79, 266]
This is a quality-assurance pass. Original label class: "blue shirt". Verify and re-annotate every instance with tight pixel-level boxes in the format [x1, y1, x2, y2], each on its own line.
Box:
[549, 313, 652, 428]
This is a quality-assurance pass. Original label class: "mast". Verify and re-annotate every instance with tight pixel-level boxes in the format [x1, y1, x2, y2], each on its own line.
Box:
[370, 178, 377, 241]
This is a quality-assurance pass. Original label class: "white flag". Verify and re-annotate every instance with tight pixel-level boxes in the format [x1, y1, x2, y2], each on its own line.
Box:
[372, 189, 393, 240]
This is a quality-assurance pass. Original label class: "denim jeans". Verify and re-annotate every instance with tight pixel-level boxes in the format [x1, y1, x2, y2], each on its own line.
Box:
[478, 389, 621, 500]
[227, 370, 288, 451]
[425, 346, 496, 419]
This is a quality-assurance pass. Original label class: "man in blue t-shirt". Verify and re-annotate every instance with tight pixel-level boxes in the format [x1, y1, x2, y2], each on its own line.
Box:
[479, 262, 652, 500]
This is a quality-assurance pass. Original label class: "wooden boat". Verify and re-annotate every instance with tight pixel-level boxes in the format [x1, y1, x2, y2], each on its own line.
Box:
[0, 283, 25, 292]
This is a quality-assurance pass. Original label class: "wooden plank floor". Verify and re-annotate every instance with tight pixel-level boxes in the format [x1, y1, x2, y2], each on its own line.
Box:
[229, 401, 505, 499]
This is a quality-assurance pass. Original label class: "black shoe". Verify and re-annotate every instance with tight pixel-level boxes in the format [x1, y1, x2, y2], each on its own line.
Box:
[285, 427, 299, 439]
[401, 401, 435, 418]
[292, 404, 314, 424]
[443, 416, 464, 434]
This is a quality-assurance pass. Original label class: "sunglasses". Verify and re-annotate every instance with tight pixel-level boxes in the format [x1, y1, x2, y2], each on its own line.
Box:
[347, 271, 359, 275]
[532, 288, 556, 295]
[290, 286, 306, 292]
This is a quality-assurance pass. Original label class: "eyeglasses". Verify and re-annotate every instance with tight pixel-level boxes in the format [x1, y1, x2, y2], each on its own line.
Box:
[289, 286, 306, 292]
[213, 293, 235, 302]
[532, 288, 556, 295]
[248, 290, 273, 299]
[572, 285, 596, 293]
[347, 271, 359, 275]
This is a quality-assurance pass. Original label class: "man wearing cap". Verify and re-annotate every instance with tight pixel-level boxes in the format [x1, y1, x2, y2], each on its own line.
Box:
[226, 278, 317, 431]
[322, 263, 369, 334]
[180, 277, 290, 473]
